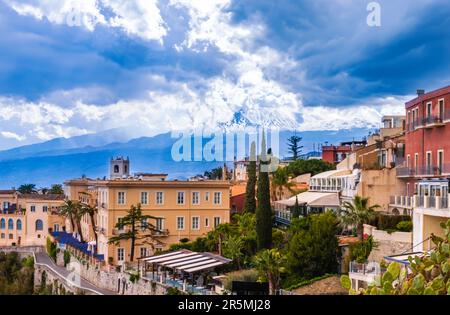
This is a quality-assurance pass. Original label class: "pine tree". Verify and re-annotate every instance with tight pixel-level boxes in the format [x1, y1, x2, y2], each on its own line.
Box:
[256, 132, 273, 250]
[287, 135, 303, 160]
[243, 141, 257, 213]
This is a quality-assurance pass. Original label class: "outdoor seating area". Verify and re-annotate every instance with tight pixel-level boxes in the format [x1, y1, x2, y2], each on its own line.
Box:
[51, 231, 105, 261]
[139, 249, 232, 295]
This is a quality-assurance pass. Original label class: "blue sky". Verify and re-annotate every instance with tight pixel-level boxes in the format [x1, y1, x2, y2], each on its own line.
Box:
[0, 0, 450, 150]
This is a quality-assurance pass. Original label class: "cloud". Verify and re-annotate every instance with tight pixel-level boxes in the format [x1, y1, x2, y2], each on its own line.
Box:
[3, 0, 167, 41]
[0, 131, 26, 141]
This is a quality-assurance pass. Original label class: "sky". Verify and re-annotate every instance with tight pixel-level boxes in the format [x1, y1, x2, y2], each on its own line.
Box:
[1, 0, 450, 150]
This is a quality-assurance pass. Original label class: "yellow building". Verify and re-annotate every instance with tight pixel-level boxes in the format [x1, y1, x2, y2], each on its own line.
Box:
[64, 157, 231, 266]
[0, 190, 65, 247]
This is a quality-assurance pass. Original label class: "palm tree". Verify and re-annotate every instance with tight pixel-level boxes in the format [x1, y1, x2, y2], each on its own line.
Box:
[271, 167, 295, 201]
[234, 212, 256, 237]
[339, 196, 380, 241]
[17, 184, 37, 194]
[223, 235, 244, 269]
[59, 200, 81, 235]
[253, 249, 286, 295]
[79, 204, 98, 253]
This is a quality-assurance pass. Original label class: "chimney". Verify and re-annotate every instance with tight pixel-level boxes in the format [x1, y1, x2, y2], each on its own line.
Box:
[417, 89, 425, 96]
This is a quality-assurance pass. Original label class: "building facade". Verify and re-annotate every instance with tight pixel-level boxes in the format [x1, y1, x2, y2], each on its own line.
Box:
[393, 87, 450, 251]
[0, 191, 65, 247]
[65, 157, 232, 265]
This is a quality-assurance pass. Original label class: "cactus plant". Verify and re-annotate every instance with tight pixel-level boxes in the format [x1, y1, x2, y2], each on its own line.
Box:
[341, 219, 450, 295]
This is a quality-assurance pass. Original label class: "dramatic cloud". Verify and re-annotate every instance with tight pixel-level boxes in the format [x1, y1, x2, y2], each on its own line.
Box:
[1, 0, 449, 149]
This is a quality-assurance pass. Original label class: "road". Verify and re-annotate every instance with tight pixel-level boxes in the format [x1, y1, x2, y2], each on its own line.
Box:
[34, 252, 117, 295]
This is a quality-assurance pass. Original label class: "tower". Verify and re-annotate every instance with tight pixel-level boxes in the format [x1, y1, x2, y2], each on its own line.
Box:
[110, 157, 130, 179]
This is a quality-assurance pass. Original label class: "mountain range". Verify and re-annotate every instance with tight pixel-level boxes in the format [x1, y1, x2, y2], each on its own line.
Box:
[0, 128, 373, 189]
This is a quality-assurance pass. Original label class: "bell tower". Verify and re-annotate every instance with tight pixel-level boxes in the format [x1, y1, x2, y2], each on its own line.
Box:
[110, 157, 130, 179]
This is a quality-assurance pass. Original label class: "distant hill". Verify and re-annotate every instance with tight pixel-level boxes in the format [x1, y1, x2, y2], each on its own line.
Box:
[0, 128, 371, 188]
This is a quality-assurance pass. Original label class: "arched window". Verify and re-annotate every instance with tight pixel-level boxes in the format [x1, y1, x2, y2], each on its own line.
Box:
[35, 219, 44, 231]
[114, 165, 120, 173]
[8, 218, 13, 230]
[17, 219, 22, 231]
[0, 218, 5, 230]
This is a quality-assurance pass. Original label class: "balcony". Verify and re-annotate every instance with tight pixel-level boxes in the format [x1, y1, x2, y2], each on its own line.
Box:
[403, 195, 450, 210]
[389, 195, 414, 209]
[397, 165, 450, 178]
[94, 226, 106, 235]
[422, 115, 445, 128]
[152, 229, 170, 237]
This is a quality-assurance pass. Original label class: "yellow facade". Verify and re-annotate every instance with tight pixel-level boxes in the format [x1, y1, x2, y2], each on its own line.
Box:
[0, 191, 65, 247]
[65, 178, 231, 265]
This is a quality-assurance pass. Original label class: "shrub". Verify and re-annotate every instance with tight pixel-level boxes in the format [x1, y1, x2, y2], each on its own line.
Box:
[222, 269, 259, 292]
[396, 221, 413, 232]
[63, 251, 71, 267]
[166, 287, 183, 295]
[349, 236, 378, 263]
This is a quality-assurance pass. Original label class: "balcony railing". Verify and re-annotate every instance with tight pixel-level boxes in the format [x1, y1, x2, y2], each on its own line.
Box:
[397, 165, 450, 178]
[152, 229, 170, 237]
[422, 115, 445, 127]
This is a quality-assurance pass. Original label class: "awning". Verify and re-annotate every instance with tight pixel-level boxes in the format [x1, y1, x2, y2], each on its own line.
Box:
[141, 249, 232, 273]
[274, 191, 340, 208]
[384, 252, 429, 265]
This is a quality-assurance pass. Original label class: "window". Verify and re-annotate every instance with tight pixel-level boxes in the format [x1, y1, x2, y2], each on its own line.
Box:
[156, 192, 164, 205]
[118, 192, 125, 205]
[407, 155, 411, 168]
[1, 233, 4, 239]
[114, 165, 119, 173]
[141, 192, 148, 205]
[427, 102, 432, 118]
[0, 218, 5, 230]
[2, 202, 10, 210]
[156, 218, 164, 231]
[214, 192, 222, 205]
[414, 153, 419, 174]
[426, 151, 432, 173]
[176, 217, 185, 230]
[439, 99, 445, 120]
[140, 247, 147, 258]
[35, 219, 43, 231]
[192, 192, 200, 205]
[214, 217, 221, 228]
[192, 217, 200, 230]
[8, 219, 13, 230]
[205, 192, 210, 202]
[438, 150, 444, 174]
[117, 248, 125, 262]
[30, 206, 36, 212]
[205, 218, 209, 228]
[17, 220, 22, 231]
[53, 224, 59, 232]
[177, 192, 185, 205]
[43, 206, 48, 212]
[8, 234, 13, 240]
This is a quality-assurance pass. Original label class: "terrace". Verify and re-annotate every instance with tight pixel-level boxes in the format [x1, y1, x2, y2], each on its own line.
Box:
[139, 249, 232, 295]
[51, 231, 105, 262]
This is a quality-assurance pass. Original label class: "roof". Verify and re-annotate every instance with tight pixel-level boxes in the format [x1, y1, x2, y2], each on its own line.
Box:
[140, 249, 232, 273]
[406, 85, 450, 109]
[0, 190, 16, 195]
[312, 169, 351, 179]
[338, 236, 359, 246]
[19, 194, 65, 201]
[274, 191, 340, 207]
[65, 178, 231, 188]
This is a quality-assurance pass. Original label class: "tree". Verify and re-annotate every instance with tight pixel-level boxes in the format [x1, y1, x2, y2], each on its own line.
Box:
[243, 141, 257, 213]
[341, 219, 450, 295]
[17, 184, 36, 194]
[49, 184, 64, 195]
[339, 196, 380, 241]
[253, 249, 286, 295]
[285, 212, 340, 280]
[271, 167, 295, 201]
[223, 235, 244, 269]
[108, 204, 162, 262]
[285, 159, 335, 177]
[59, 200, 81, 236]
[204, 167, 223, 180]
[287, 135, 303, 160]
[256, 132, 273, 250]
[79, 204, 99, 253]
[291, 196, 302, 219]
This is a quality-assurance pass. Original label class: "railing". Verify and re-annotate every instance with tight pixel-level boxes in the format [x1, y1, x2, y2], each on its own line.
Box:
[349, 261, 385, 276]
[422, 115, 444, 126]
[397, 165, 450, 177]
[153, 229, 169, 237]
[389, 195, 413, 208]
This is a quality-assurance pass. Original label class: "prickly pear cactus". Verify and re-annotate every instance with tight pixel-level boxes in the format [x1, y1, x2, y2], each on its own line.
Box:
[340, 219, 450, 295]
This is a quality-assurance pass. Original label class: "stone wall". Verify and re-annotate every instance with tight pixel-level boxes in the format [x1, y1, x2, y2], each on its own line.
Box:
[57, 250, 169, 295]
[364, 224, 412, 262]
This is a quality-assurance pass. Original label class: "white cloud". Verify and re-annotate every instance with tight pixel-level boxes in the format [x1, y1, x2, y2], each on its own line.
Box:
[4, 0, 167, 41]
[0, 131, 26, 141]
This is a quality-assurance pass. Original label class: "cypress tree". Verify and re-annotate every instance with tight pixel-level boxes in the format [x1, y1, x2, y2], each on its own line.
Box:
[291, 196, 301, 219]
[256, 131, 273, 250]
[243, 141, 257, 213]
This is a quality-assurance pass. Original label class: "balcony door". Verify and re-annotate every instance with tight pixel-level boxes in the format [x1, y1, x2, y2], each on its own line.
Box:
[439, 100, 444, 120]
[426, 152, 432, 174]
[438, 150, 444, 174]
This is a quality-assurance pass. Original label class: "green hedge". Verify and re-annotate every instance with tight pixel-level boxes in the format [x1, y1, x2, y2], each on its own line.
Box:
[368, 214, 411, 231]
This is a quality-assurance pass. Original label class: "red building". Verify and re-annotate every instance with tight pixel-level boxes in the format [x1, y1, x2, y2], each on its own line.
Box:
[398, 86, 450, 196]
[322, 140, 366, 165]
